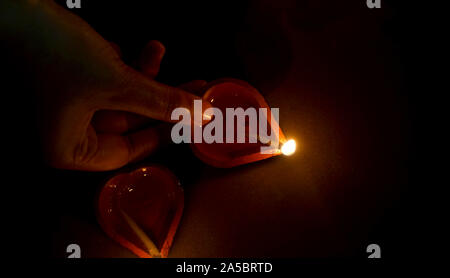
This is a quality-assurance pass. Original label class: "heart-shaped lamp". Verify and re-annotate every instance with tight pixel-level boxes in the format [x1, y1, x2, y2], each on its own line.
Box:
[191, 79, 291, 168]
[97, 165, 183, 258]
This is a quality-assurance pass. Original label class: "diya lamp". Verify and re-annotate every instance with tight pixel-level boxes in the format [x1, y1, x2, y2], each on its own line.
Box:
[96, 165, 183, 258]
[190, 78, 296, 167]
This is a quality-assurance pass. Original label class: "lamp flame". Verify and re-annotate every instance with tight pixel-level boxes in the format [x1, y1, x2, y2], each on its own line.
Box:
[280, 139, 296, 156]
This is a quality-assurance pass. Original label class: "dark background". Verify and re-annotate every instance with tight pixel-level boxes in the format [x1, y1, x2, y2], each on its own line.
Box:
[4, 0, 421, 260]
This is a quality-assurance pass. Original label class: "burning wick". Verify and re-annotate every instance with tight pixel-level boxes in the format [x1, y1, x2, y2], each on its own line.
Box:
[280, 139, 296, 156]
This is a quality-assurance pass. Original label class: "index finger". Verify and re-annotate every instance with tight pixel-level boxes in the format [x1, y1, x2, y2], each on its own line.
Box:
[104, 70, 210, 123]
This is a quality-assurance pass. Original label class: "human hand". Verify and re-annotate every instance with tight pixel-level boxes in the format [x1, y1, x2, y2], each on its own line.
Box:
[0, 1, 208, 171]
